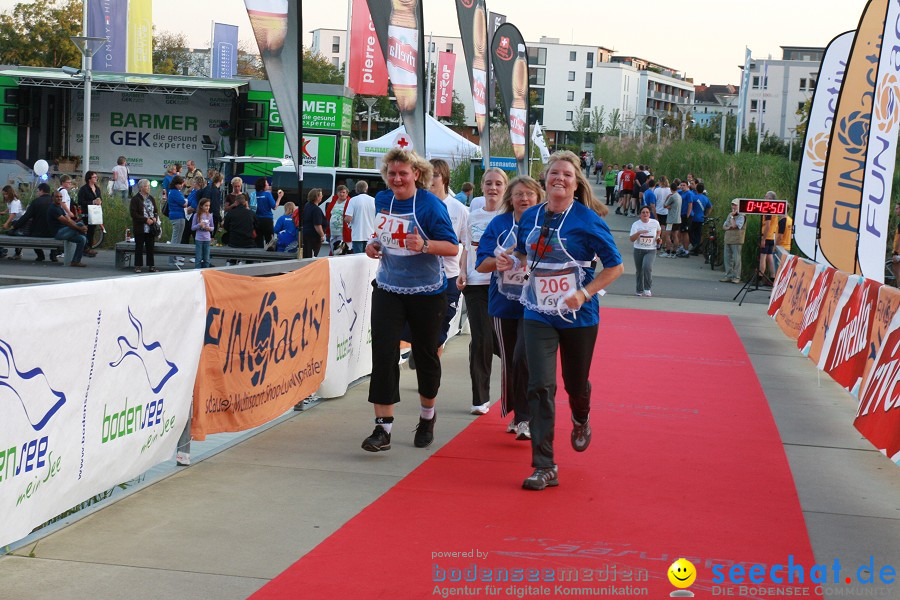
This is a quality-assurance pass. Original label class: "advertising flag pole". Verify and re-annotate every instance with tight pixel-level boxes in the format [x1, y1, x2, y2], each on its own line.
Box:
[344, 0, 352, 88]
[210, 21, 215, 78]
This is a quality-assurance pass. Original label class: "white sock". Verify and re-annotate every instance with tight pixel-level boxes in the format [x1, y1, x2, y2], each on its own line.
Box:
[420, 406, 435, 420]
[378, 422, 392, 434]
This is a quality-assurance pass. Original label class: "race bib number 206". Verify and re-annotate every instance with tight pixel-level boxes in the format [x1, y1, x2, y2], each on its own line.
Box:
[535, 273, 576, 307]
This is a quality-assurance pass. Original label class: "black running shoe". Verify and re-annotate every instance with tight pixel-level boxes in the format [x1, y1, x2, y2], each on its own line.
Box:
[413, 414, 436, 448]
[362, 426, 391, 452]
[522, 466, 559, 490]
[571, 416, 592, 452]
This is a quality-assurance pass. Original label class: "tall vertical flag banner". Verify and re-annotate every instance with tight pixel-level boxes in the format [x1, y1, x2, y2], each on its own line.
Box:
[532, 122, 550, 163]
[819, 0, 890, 275]
[455, 0, 491, 166]
[487, 12, 506, 111]
[735, 47, 751, 154]
[366, 0, 427, 154]
[348, 0, 389, 96]
[491, 23, 529, 176]
[126, 0, 153, 74]
[857, 0, 900, 282]
[435, 51, 456, 117]
[245, 0, 301, 180]
[87, 0, 127, 72]
[211, 23, 240, 79]
[793, 31, 854, 263]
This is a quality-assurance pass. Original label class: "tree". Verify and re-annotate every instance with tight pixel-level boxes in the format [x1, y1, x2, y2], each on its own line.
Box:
[237, 40, 266, 80]
[607, 109, 622, 136]
[795, 98, 812, 140]
[153, 30, 191, 75]
[0, 0, 82, 68]
[571, 98, 590, 147]
[303, 47, 342, 84]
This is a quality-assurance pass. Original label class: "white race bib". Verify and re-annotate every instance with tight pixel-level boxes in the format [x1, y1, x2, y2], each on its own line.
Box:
[638, 234, 655, 248]
[535, 272, 577, 308]
[375, 213, 413, 251]
[501, 266, 527, 286]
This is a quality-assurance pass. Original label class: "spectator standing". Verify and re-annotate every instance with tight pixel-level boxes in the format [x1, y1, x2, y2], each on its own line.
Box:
[688, 182, 712, 254]
[201, 173, 225, 235]
[57, 175, 75, 219]
[325, 185, 351, 254]
[603, 164, 617, 205]
[662, 182, 682, 257]
[130, 179, 159, 273]
[224, 176, 247, 212]
[775, 205, 793, 270]
[345, 180, 376, 254]
[166, 176, 188, 267]
[160, 165, 176, 202]
[430, 159, 468, 355]
[76, 171, 101, 258]
[182, 175, 205, 244]
[1, 185, 23, 259]
[454, 181, 474, 206]
[301, 188, 326, 258]
[184, 159, 203, 180]
[616, 163, 636, 215]
[111, 156, 130, 203]
[720, 200, 746, 283]
[191, 198, 214, 268]
[223, 195, 257, 250]
[254, 178, 283, 248]
[758, 191, 778, 279]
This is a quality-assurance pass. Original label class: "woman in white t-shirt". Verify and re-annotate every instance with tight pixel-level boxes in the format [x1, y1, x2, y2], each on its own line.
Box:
[112, 156, 130, 203]
[629, 205, 661, 297]
[1, 185, 23, 259]
[459, 167, 507, 415]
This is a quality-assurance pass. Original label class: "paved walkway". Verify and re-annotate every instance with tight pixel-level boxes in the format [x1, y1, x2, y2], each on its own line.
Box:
[0, 182, 897, 599]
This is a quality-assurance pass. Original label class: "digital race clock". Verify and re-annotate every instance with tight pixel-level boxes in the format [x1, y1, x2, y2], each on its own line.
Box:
[737, 199, 788, 215]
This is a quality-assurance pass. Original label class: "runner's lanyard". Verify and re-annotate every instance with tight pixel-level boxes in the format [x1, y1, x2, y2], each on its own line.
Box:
[525, 203, 572, 279]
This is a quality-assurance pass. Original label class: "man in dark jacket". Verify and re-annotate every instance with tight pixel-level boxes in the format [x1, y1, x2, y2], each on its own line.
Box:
[223, 195, 257, 249]
[11, 183, 56, 261]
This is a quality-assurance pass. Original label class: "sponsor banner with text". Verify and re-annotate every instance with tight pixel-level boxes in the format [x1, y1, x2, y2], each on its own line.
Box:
[435, 51, 456, 118]
[317, 255, 377, 398]
[859, 284, 900, 392]
[775, 259, 818, 340]
[87, 0, 128, 73]
[808, 270, 857, 365]
[349, 0, 388, 96]
[192, 261, 330, 440]
[855, 298, 900, 462]
[767, 255, 798, 317]
[126, 0, 153, 74]
[212, 22, 240, 79]
[798, 266, 838, 355]
[0, 273, 204, 548]
[820, 277, 881, 394]
[490, 23, 529, 176]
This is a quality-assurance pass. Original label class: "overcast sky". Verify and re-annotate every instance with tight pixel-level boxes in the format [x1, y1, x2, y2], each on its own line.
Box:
[0, 0, 870, 84]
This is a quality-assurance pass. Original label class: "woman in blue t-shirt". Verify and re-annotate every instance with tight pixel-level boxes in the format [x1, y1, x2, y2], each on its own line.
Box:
[255, 178, 284, 249]
[496, 151, 624, 491]
[475, 176, 543, 441]
[360, 149, 459, 454]
[273, 201, 299, 253]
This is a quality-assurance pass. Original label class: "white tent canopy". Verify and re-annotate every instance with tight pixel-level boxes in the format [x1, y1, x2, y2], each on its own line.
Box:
[358, 115, 481, 165]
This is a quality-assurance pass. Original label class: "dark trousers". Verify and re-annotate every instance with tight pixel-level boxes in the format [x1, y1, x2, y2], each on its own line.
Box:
[256, 218, 274, 248]
[462, 284, 495, 407]
[134, 228, 155, 267]
[302, 234, 321, 258]
[605, 186, 615, 204]
[439, 277, 462, 345]
[369, 286, 447, 405]
[524, 319, 598, 468]
[180, 217, 192, 244]
[494, 316, 530, 422]
[689, 220, 704, 249]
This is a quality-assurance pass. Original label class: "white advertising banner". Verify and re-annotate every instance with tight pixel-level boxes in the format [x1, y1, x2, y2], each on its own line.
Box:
[794, 31, 853, 262]
[316, 255, 377, 398]
[69, 89, 234, 176]
[0, 272, 205, 548]
[858, 0, 900, 282]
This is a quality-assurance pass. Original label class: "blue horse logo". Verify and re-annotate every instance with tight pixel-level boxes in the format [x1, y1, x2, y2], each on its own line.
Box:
[0, 339, 66, 431]
[109, 308, 178, 393]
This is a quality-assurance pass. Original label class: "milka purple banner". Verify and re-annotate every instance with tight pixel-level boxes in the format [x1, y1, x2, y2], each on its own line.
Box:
[87, 0, 127, 72]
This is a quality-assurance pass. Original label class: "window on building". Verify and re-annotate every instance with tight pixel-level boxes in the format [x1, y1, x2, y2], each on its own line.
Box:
[585, 72, 592, 87]
[446, 43, 453, 53]
[568, 71, 576, 81]
[587, 52, 594, 68]
[569, 51, 577, 61]
[529, 67, 546, 86]
[566, 111, 574, 121]
[799, 101, 805, 111]
[809, 78, 816, 89]
[750, 100, 767, 111]
[533, 88, 545, 105]
[532, 108, 544, 123]
[799, 78, 807, 91]
[582, 113, 590, 127]
[584, 92, 591, 107]
[332, 36, 341, 54]
[332, 57, 340, 68]
[527, 47, 547, 66]
[567, 91, 575, 101]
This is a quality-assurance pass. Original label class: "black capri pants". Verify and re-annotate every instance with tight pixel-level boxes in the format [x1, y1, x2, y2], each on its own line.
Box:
[369, 285, 447, 405]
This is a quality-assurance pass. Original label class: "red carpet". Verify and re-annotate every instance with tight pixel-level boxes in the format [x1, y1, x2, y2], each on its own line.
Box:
[254, 309, 821, 599]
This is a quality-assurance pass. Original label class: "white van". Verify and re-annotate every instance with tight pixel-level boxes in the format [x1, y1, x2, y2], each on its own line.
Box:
[272, 166, 386, 208]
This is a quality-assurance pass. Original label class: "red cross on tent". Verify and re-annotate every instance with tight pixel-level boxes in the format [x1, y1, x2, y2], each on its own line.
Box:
[394, 134, 411, 149]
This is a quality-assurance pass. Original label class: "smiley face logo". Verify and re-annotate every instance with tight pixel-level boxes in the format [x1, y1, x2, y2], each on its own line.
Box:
[668, 558, 697, 589]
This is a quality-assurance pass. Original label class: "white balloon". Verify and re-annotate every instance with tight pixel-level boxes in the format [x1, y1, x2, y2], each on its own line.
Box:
[33, 159, 49, 176]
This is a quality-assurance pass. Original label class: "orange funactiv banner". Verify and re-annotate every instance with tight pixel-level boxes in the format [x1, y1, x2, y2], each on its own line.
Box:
[191, 260, 330, 440]
[775, 259, 817, 340]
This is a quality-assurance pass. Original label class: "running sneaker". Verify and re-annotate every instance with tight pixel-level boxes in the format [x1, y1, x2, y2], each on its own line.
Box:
[515, 421, 531, 440]
[506, 418, 517, 434]
[362, 426, 392, 452]
[413, 414, 436, 448]
[643, 290, 652, 297]
[522, 466, 559, 490]
[470, 402, 490, 415]
[571, 416, 592, 452]
[175, 451, 190, 466]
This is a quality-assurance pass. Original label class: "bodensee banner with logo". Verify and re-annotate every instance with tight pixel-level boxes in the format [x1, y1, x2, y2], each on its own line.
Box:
[192, 261, 330, 440]
[0, 273, 204, 549]
[775, 259, 818, 340]
[793, 31, 852, 263]
[818, 0, 890, 274]
[856, 0, 900, 282]
[317, 255, 377, 399]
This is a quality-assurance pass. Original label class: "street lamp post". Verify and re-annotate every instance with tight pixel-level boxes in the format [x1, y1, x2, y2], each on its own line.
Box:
[69, 36, 106, 172]
[363, 97, 377, 140]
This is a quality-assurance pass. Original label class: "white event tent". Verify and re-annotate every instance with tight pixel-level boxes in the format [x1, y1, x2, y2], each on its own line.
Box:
[358, 115, 481, 165]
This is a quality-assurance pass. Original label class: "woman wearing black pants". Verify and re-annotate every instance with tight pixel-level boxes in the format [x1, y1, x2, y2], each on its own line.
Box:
[129, 179, 159, 273]
[496, 152, 623, 490]
[301, 188, 325, 259]
[360, 149, 459, 453]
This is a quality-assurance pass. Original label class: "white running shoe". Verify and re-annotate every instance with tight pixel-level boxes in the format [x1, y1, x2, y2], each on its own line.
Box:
[175, 451, 190, 466]
[506, 418, 517, 433]
[643, 290, 652, 297]
[470, 402, 490, 415]
[515, 421, 531, 440]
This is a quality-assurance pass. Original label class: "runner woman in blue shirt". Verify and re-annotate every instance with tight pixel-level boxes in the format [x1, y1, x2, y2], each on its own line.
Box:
[496, 151, 623, 490]
[361, 149, 459, 453]
[475, 176, 543, 440]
